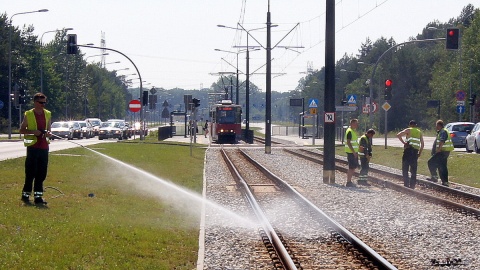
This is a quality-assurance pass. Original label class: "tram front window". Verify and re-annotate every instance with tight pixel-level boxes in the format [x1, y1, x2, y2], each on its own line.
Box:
[218, 111, 235, 124]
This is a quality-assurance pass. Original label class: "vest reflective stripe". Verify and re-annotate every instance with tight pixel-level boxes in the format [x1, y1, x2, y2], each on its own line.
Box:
[23, 109, 51, 147]
[436, 128, 454, 151]
[358, 134, 368, 156]
[345, 127, 359, 153]
[407, 128, 422, 150]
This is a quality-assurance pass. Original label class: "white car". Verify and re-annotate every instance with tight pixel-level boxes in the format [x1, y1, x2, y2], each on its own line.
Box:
[465, 122, 480, 153]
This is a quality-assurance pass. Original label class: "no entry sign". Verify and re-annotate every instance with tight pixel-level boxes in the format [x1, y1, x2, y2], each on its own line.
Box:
[129, 99, 141, 113]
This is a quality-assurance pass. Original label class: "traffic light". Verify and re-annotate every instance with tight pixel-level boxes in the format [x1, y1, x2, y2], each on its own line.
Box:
[384, 79, 392, 100]
[67, 34, 78, 54]
[18, 88, 26, 104]
[469, 94, 477, 106]
[142, 90, 148, 106]
[446, 28, 459, 50]
[341, 93, 347, 106]
[192, 98, 200, 107]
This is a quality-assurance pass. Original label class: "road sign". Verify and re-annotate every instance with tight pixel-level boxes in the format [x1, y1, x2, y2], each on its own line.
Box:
[309, 108, 317, 114]
[0, 100, 3, 110]
[382, 102, 391, 112]
[362, 102, 378, 114]
[346, 95, 357, 105]
[324, 112, 335, 123]
[455, 90, 466, 101]
[335, 106, 357, 112]
[308, 98, 318, 108]
[456, 105, 465, 114]
[457, 100, 465, 106]
[129, 99, 142, 113]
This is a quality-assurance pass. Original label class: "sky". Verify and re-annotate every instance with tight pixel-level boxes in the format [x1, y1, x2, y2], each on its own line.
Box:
[2, 0, 475, 93]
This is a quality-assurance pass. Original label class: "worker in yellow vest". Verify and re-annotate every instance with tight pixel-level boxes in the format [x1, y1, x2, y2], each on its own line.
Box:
[358, 129, 376, 186]
[427, 120, 454, 187]
[344, 119, 359, 187]
[396, 120, 424, 189]
[19, 93, 52, 205]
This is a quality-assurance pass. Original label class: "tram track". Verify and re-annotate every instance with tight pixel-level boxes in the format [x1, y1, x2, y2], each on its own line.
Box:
[284, 148, 480, 219]
[221, 148, 398, 269]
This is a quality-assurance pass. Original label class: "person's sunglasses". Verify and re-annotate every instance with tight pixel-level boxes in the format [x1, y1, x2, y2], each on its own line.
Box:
[37, 101, 47, 104]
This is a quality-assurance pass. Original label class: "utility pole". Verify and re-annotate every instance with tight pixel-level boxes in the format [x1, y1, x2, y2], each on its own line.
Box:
[323, 0, 336, 183]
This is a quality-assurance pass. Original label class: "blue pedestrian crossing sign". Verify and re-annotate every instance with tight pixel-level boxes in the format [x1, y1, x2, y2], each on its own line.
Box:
[347, 95, 357, 105]
[308, 98, 319, 108]
[456, 105, 465, 114]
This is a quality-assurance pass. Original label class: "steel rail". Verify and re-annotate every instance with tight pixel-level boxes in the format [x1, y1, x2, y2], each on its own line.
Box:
[220, 149, 298, 270]
[288, 149, 480, 218]
[239, 149, 397, 270]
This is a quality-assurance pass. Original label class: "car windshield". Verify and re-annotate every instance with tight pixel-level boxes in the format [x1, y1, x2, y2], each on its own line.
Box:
[90, 120, 100, 126]
[101, 122, 115, 128]
[452, 124, 474, 132]
[78, 122, 86, 127]
[52, 122, 68, 128]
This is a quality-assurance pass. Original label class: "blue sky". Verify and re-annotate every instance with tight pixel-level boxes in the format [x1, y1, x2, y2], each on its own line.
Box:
[2, 0, 474, 92]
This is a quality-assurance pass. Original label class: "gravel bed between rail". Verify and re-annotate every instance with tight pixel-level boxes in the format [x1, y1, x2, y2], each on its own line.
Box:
[243, 148, 480, 269]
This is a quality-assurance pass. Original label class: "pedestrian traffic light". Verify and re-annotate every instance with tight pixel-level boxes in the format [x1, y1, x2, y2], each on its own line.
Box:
[469, 94, 477, 106]
[18, 88, 26, 104]
[446, 28, 459, 50]
[142, 90, 148, 106]
[341, 93, 347, 106]
[384, 79, 392, 100]
[67, 34, 78, 54]
[192, 98, 200, 107]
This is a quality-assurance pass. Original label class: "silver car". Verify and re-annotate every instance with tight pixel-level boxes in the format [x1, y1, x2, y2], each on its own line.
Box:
[445, 122, 474, 148]
[466, 122, 480, 153]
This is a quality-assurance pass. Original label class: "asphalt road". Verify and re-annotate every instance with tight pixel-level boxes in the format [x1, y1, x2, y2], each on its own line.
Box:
[0, 137, 116, 161]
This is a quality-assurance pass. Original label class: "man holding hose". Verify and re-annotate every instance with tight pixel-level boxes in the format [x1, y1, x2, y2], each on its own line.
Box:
[19, 93, 51, 205]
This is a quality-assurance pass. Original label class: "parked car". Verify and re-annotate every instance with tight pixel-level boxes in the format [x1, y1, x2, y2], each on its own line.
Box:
[67, 121, 84, 139]
[85, 118, 102, 135]
[465, 122, 480, 153]
[107, 119, 132, 139]
[445, 122, 474, 148]
[98, 121, 127, 140]
[51, 121, 73, 140]
[133, 121, 148, 136]
[76, 120, 94, 138]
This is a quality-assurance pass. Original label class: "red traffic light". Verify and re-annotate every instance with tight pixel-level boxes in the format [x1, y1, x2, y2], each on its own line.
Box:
[448, 30, 455, 36]
[385, 79, 392, 87]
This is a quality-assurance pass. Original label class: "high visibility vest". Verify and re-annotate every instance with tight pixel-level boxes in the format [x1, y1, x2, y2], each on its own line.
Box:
[23, 109, 51, 147]
[436, 128, 454, 152]
[407, 128, 422, 150]
[358, 134, 370, 156]
[344, 127, 359, 153]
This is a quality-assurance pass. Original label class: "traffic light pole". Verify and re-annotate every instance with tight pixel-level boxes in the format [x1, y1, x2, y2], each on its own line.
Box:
[77, 44, 145, 140]
[368, 38, 445, 127]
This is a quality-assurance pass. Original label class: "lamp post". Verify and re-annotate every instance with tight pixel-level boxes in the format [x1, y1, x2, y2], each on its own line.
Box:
[8, 9, 48, 139]
[217, 24, 274, 142]
[214, 48, 248, 105]
[40, 27, 73, 93]
[85, 53, 109, 62]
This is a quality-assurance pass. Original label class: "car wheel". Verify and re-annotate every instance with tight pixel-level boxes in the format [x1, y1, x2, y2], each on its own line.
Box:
[466, 141, 472, 153]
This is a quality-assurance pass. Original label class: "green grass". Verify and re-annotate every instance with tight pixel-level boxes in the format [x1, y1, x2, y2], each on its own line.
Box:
[0, 142, 205, 269]
[335, 145, 480, 188]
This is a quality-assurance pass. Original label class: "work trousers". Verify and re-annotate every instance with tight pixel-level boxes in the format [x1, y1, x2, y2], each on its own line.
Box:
[359, 156, 369, 179]
[428, 151, 450, 184]
[402, 148, 418, 188]
[23, 147, 49, 193]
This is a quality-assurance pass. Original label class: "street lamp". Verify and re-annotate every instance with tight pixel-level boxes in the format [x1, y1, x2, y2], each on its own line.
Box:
[217, 24, 276, 141]
[214, 48, 250, 105]
[40, 27, 73, 93]
[105, 61, 121, 65]
[85, 53, 109, 62]
[8, 9, 48, 139]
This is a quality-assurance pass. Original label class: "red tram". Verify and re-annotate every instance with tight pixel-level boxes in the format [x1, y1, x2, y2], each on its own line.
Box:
[210, 100, 242, 143]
